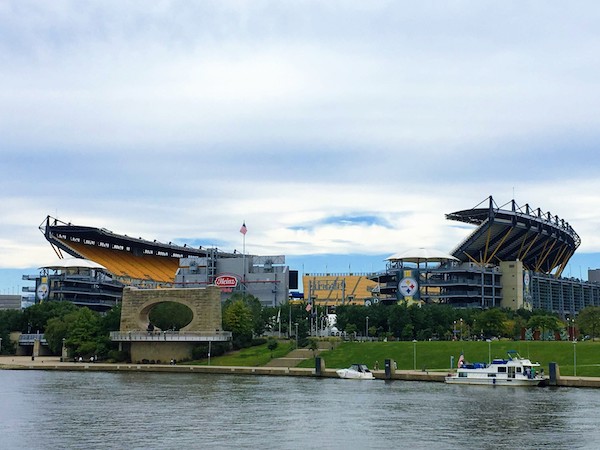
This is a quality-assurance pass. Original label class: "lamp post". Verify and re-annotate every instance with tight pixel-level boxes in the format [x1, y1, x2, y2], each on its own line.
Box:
[412, 339, 417, 371]
[294, 323, 299, 349]
[460, 318, 463, 340]
[486, 338, 491, 364]
[453, 320, 456, 340]
[0, 337, 2, 353]
[573, 340, 577, 377]
[366, 316, 369, 340]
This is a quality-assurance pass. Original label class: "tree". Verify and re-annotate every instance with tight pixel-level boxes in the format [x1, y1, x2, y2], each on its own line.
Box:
[0, 309, 22, 354]
[44, 307, 106, 357]
[267, 337, 278, 358]
[224, 293, 266, 337]
[474, 308, 508, 338]
[222, 299, 254, 349]
[527, 314, 561, 340]
[576, 306, 600, 340]
[148, 302, 192, 330]
[19, 301, 77, 333]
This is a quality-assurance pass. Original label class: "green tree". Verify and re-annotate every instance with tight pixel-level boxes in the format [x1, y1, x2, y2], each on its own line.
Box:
[308, 337, 319, 355]
[224, 293, 266, 336]
[44, 307, 105, 357]
[267, 337, 278, 357]
[20, 301, 77, 333]
[149, 302, 192, 331]
[475, 308, 508, 338]
[576, 306, 600, 340]
[527, 314, 561, 340]
[0, 309, 22, 354]
[222, 299, 254, 349]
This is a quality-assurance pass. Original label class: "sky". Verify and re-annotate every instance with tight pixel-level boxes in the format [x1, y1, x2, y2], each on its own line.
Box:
[2, 1, 600, 295]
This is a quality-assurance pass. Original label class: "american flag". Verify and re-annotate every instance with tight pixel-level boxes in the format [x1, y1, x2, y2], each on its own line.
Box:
[240, 222, 247, 235]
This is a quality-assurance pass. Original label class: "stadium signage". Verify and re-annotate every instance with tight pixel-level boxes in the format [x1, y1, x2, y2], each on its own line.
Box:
[215, 275, 238, 288]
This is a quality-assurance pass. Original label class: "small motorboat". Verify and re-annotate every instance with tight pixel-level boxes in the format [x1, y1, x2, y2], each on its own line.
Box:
[445, 350, 547, 386]
[336, 363, 375, 380]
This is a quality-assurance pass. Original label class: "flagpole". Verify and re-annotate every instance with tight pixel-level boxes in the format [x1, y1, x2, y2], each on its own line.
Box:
[240, 221, 247, 292]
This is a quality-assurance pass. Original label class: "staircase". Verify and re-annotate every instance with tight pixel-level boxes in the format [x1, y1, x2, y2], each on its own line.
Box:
[264, 340, 339, 368]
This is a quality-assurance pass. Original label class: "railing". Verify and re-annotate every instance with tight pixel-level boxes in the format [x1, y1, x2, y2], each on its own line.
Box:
[110, 330, 232, 342]
[19, 333, 47, 345]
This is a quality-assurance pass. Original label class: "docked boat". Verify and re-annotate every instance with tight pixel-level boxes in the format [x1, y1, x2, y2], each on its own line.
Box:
[336, 363, 375, 380]
[445, 350, 547, 386]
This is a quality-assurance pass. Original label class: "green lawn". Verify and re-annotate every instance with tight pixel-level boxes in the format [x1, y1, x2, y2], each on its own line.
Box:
[190, 340, 295, 367]
[190, 339, 600, 377]
[297, 340, 600, 377]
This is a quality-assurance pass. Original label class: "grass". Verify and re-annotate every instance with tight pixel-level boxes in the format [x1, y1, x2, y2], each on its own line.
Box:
[189, 338, 600, 377]
[190, 340, 296, 367]
[296, 340, 600, 377]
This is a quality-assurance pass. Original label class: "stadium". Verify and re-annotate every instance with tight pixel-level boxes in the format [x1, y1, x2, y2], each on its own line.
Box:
[26, 216, 297, 311]
[24, 195, 600, 317]
[304, 196, 600, 316]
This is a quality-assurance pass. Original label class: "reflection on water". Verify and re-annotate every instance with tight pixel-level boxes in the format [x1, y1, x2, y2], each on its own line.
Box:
[1, 371, 599, 449]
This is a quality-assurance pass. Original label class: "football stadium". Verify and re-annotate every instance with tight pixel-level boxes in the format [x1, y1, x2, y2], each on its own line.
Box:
[304, 196, 600, 316]
[27, 216, 297, 311]
[24, 196, 600, 317]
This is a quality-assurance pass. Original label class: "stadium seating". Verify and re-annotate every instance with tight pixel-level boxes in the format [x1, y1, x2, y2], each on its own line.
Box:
[61, 241, 179, 283]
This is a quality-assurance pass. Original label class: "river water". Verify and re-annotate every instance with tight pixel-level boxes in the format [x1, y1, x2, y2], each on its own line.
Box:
[1, 370, 599, 449]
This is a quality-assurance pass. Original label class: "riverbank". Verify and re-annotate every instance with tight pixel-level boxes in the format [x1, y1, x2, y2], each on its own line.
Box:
[2, 356, 600, 388]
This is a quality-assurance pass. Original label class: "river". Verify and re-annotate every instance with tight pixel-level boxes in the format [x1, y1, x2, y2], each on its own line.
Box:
[1, 370, 598, 449]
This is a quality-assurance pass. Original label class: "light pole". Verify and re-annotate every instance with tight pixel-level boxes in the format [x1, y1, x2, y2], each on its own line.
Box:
[486, 339, 491, 364]
[0, 337, 2, 353]
[366, 316, 369, 340]
[413, 339, 417, 370]
[453, 321, 456, 340]
[294, 323, 299, 349]
[573, 340, 577, 376]
[460, 318, 463, 340]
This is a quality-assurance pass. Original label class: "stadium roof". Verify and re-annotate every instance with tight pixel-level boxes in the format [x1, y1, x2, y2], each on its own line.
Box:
[386, 248, 459, 263]
[39, 215, 237, 284]
[40, 257, 108, 271]
[446, 196, 580, 276]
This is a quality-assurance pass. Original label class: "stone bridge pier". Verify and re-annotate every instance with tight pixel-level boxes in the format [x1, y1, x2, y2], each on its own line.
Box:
[111, 286, 231, 363]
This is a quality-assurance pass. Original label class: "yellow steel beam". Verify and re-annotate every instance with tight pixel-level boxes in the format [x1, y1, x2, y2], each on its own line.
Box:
[535, 239, 557, 273]
[483, 227, 493, 264]
[520, 233, 539, 262]
[485, 227, 513, 264]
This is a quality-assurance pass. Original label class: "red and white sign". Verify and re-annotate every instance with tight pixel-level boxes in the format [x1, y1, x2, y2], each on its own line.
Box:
[215, 275, 239, 288]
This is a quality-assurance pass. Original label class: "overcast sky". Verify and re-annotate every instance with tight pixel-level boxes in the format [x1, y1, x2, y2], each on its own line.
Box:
[2, 1, 600, 293]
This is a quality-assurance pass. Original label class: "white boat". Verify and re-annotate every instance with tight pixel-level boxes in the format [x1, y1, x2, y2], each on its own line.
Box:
[445, 351, 547, 386]
[336, 363, 375, 380]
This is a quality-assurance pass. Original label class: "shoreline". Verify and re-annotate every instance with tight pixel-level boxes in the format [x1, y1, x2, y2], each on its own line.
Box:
[2, 356, 599, 388]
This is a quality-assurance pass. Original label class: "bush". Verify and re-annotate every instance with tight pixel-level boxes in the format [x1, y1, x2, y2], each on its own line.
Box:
[251, 338, 267, 346]
[107, 350, 130, 362]
[192, 342, 231, 360]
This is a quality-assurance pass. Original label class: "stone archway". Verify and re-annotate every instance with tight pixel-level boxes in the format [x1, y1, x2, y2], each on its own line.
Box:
[119, 286, 222, 333]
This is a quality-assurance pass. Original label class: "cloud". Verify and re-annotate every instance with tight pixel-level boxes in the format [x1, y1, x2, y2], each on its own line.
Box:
[2, 1, 600, 280]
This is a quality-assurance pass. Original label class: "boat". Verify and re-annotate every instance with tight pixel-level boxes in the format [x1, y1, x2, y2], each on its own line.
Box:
[336, 363, 375, 380]
[445, 350, 547, 386]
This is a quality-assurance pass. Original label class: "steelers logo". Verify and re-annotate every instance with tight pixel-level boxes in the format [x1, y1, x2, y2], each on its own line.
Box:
[399, 277, 418, 297]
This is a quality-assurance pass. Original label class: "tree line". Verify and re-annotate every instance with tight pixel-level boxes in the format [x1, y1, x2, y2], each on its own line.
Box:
[2, 296, 600, 360]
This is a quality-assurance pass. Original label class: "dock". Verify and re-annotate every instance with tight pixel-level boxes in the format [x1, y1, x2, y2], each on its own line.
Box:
[2, 356, 599, 387]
